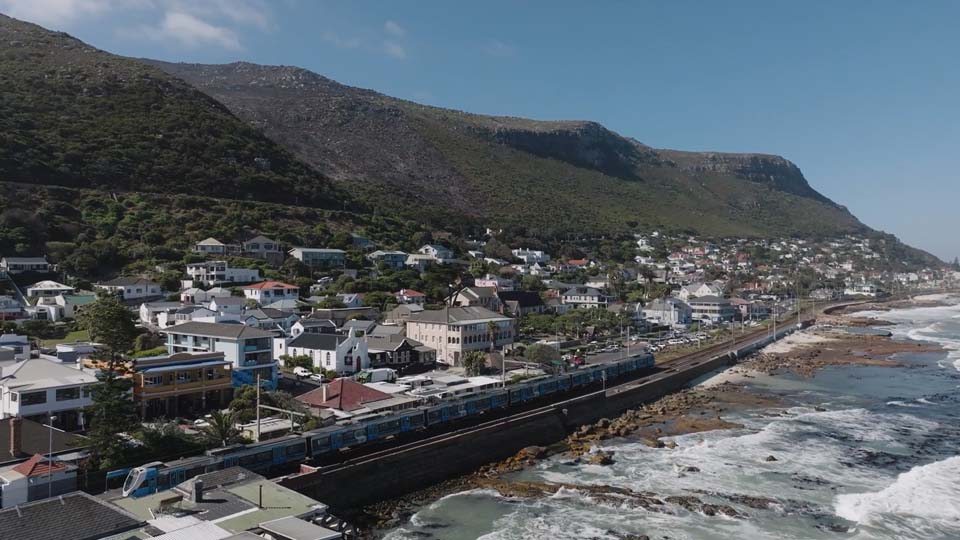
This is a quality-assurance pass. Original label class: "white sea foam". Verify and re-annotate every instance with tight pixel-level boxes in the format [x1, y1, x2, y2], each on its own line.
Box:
[835, 456, 960, 524]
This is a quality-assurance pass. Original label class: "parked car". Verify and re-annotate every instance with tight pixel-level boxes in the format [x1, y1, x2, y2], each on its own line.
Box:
[310, 373, 331, 383]
[293, 366, 311, 378]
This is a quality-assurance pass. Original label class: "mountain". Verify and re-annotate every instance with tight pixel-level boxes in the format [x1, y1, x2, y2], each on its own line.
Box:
[146, 60, 867, 238]
[0, 14, 344, 210]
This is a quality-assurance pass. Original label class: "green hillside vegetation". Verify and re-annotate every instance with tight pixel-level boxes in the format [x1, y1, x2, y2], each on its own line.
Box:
[0, 14, 346, 209]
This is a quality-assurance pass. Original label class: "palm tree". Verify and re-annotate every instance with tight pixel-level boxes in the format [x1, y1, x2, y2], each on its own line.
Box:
[200, 410, 242, 447]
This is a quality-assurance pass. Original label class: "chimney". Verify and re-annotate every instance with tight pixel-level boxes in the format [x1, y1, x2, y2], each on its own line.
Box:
[321, 384, 327, 403]
[9, 417, 22, 458]
[192, 479, 204, 503]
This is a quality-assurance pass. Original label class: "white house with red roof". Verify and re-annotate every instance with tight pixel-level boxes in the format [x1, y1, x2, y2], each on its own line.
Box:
[295, 378, 418, 419]
[394, 289, 426, 305]
[0, 453, 78, 508]
[242, 281, 300, 305]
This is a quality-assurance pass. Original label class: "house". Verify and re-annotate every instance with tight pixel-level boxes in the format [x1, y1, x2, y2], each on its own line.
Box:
[96, 277, 162, 301]
[0, 454, 78, 507]
[139, 301, 187, 327]
[352, 233, 375, 250]
[384, 304, 425, 325]
[0, 357, 98, 431]
[0, 257, 50, 274]
[208, 296, 247, 315]
[404, 253, 436, 272]
[641, 298, 693, 326]
[291, 318, 337, 337]
[561, 286, 608, 308]
[365, 334, 436, 373]
[0, 296, 21, 320]
[337, 293, 364, 309]
[511, 249, 550, 264]
[0, 334, 30, 362]
[193, 237, 232, 255]
[241, 308, 299, 334]
[288, 247, 346, 268]
[339, 319, 377, 336]
[474, 274, 514, 291]
[161, 322, 279, 389]
[241, 235, 283, 263]
[418, 244, 454, 262]
[52, 294, 96, 321]
[157, 305, 224, 328]
[24, 281, 74, 298]
[277, 329, 369, 375]
[678, 282, 724, 301]
[242, 281, 300, 305]
[296, 378, 417, 418]
[180, 286, 232, 304]
[394, 289, 426, 305]
[404, 306, 514, 366]
[497, 290, 547, 317]
[688, 295, 736, 322]
[368, 250, 408, 269]
[450, 286, 500, 311]
[128, 352, 233, 419]
[186, 261, 261, 287]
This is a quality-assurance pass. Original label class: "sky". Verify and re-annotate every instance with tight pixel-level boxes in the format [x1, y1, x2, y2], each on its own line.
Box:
[2, 1, 957, 261]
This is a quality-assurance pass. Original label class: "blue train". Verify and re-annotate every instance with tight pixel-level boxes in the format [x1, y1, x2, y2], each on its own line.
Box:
[119, 352, 654, 497]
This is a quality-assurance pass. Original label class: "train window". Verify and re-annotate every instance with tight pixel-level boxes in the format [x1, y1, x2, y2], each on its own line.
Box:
[285, 443, 306, 456]
[312, 437, 331, 450]
[239, 454, 258, 466]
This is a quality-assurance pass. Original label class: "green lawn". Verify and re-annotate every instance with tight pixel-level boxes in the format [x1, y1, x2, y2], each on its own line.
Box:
[41, 330, 91, 347]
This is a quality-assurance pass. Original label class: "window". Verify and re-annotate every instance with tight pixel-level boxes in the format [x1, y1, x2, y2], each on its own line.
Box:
[10, 392, 17, 402]
[82, 386, 92, 397]
[20, 391, 47, 406]
[56, 387, 80, 401]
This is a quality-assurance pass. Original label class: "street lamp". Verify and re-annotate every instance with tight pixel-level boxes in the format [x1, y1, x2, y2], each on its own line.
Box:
[47, 414, 57, 499]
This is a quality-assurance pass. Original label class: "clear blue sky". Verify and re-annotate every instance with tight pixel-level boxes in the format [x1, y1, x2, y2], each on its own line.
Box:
[3, 1, 957, 261]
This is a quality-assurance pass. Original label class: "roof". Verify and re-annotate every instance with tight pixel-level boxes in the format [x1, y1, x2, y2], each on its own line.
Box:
[459, 286, 496, 299]
[210, 296, 246, 306]
[161, 322, 276, 340]
[0, 357, 99, 390]
[289, 247, 345, 254]
[243, 281, 298, 290]
[562, 286, 601, 297]
[0, 491, 144, 540]
[243, 234, 276, 244]
[296, 378, 391, 411]
[497, 290, 545, 307]
[341, 320, 376, 333]
[405, 306, 511, 325]
[259, 517, 340, 540]
[62, 294, 97, 305]
[287, 333, 344, 351]
[146, 520, 232, 540]
[243, 308, 296, 321]
[110, 467, 324, 534]
[396, 288, 425, 297]
[99, 277, 158, 287]
[1, 256, 48, 264]
[12, 453, 69, 477]
[27, 280, 72, 290]
[297, 318, 336, 328]
[0, 418, 86, 464]
[196, 237, 225, 245]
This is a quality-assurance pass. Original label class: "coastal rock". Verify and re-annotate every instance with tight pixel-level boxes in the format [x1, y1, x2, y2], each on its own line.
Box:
[641, 438, 665, 449]
[765, 455, 778, 462]
[587, 450, 616, 466]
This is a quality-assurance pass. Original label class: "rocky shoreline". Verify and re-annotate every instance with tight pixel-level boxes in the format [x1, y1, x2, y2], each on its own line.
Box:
[354, 297, 952, 537]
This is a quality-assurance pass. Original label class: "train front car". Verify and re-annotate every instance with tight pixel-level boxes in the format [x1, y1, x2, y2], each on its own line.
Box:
[121, 462, 160, 497]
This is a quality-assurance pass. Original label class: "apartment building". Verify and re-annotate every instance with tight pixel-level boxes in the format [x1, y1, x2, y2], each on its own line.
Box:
[161, 322, 278, 389]
[404, 306, 514, 366]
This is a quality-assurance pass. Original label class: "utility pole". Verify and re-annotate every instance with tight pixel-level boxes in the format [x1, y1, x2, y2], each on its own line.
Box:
[47, 414, 57, 499]
[255, 372, 261, 443]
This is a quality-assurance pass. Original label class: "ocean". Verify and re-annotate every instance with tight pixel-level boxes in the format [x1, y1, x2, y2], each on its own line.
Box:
[381, 297, 960, 540]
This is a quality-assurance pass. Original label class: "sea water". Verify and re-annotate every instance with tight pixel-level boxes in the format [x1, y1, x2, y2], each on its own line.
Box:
[382, 298, 960, 540]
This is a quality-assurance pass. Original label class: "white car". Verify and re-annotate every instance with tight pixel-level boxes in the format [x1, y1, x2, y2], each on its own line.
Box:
[293, 366, 311, 378]
[310, 373, 330, 383]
